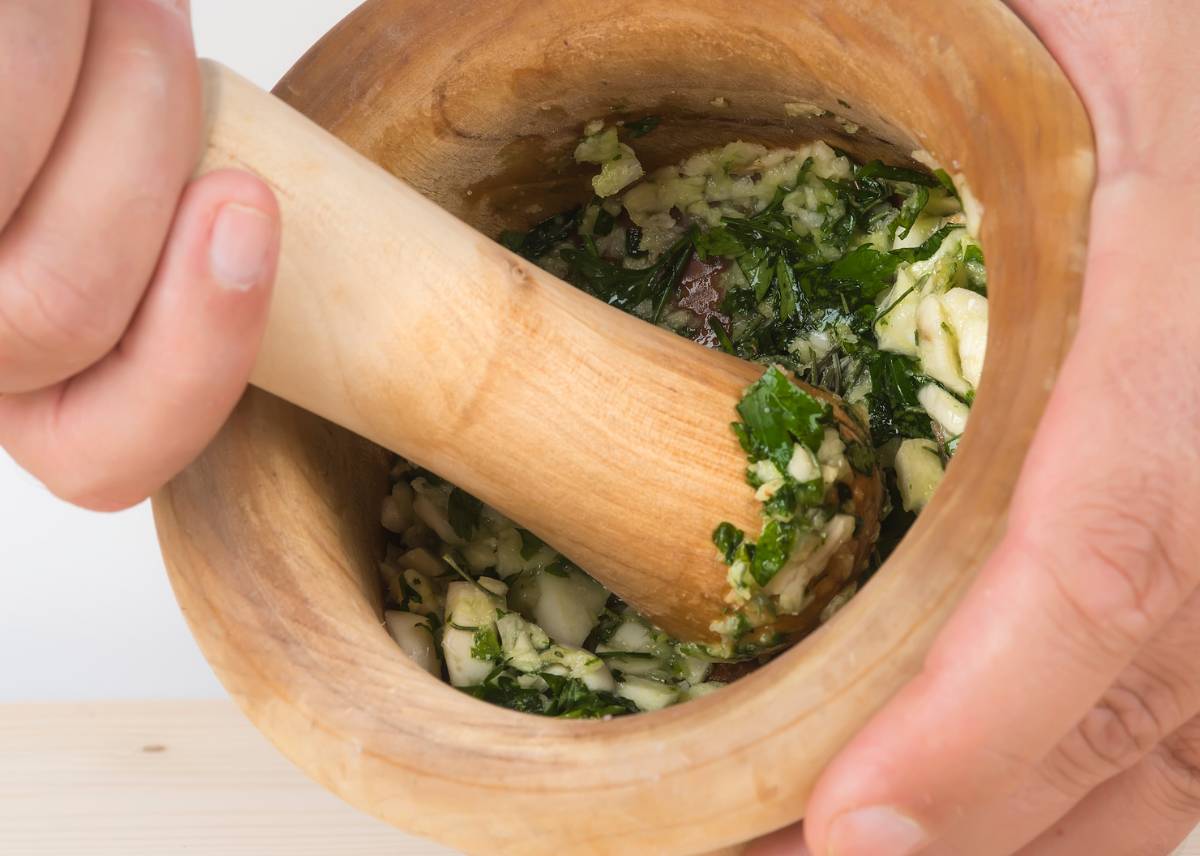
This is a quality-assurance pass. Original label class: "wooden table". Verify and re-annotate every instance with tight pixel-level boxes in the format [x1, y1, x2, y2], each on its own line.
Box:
[1, 701, 1195, 855]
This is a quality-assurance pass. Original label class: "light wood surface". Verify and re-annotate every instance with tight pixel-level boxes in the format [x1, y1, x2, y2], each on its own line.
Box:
[0, 701, 452, 855]
[0, 700, 1194, 855]
[154, 1, 1097, 854]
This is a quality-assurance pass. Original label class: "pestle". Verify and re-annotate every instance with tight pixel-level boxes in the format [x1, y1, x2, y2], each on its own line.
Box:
[197, 61, 880, 645]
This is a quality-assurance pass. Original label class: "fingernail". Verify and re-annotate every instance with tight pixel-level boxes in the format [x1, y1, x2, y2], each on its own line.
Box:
[827, 807, 927, 856]
[210, 204, 275, 291]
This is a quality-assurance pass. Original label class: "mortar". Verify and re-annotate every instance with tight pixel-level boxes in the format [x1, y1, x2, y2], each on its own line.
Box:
[153, 1, 1095, 852]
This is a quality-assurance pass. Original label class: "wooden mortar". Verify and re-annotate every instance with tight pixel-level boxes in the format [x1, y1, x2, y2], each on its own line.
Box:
[153, 1, 1095, 853]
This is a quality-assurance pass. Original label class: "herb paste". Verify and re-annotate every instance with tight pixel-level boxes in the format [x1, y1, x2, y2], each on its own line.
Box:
[377, 119, 988, 716]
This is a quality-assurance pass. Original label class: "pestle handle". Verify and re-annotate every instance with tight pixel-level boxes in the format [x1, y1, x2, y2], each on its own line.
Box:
[195, 60, 763, 642]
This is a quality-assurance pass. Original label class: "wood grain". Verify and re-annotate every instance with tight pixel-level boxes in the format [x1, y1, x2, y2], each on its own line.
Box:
[0, 701, 1193, 855]
[153, 1, 1097, 854]
[0, 701, 452, 855]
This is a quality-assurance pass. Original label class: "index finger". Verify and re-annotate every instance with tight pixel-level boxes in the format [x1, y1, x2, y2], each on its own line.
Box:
[0, 0, 201, 393]
[0, 0, 91, 224]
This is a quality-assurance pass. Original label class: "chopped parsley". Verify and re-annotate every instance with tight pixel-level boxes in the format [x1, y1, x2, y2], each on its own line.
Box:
[733, 366, 829, 469]
[624, 115, 662, 138]
[447, 488, 483, 540]
[708, 367, 866, 650]
[462, 668, 638, 718]
[380, 130, 988, 714]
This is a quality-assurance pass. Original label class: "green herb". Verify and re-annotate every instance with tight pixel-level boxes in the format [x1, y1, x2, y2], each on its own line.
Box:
[735, 367, 830, 468]
[744, 249, 776, 301]
[894, 186, 930, 240]
[462, 667, 638, 718]
[460, 671, 547, 714]
[625, 115, 662, 138]
[964, 243, 988, 295]
[934, 168, 958, 196]
[500, 208, 581, 261]
[873, 283, 917, 325]
[598, 650, 659, 661]
[776, 258, 799, 320]
[541, 561, 570, 578]
[562, 232, 694, 318]
[856, 160, 940, 188]
[944, 433, 962, 457]
[443, 554, 497, 598]
[471, 625, 502, 661]
[694, 226, 746, 260]
[651, 239, 696, 324]
[866, 352, 933, 441]
[710, 365, 847, 625]
[768, 477, 824, 519]
[447, 488, 483, 540]
[593, 206, 616, 237]
[751, 520, 798, 586]
[713, 522, 745, 562]
[846, 443, 876, 474]
[893, 225, 962, 263]
[588, 609, 626, 648]
[548, 674, 639, 718]
[827, 245, 903, 298]
[517, 528, 545, 560]
[825, 176, 889, 217]
[723, 185, 819, 260]
[708, 316, 736, 354]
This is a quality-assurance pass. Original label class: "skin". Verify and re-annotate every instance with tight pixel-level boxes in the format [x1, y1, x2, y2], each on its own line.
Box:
[2, 3, 1196, 853]
[751, 2, 1200, 854]
[0, 0, 280, 510]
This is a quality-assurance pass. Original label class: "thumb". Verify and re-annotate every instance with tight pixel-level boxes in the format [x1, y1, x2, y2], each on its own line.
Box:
[800, 172, 1200, 855]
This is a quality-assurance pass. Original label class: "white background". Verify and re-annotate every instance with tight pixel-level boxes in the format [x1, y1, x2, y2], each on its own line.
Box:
[0, 0, 363, 702]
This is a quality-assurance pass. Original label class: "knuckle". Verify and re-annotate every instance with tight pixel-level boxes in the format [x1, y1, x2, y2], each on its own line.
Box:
[106, 5, 198, 116]
[112, 39, 176, 105]
[1021, 487, 1188, 656]
[1049, 657, 1192, 795]
[1074, 675, 1178, 776]
[1074, 522, 1169, 645]
[1155, 725, 1200, 815]
[0, 251, 127, 372]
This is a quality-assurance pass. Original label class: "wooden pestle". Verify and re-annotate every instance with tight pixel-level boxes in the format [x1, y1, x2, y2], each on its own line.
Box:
[197, 61, 877, 644]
